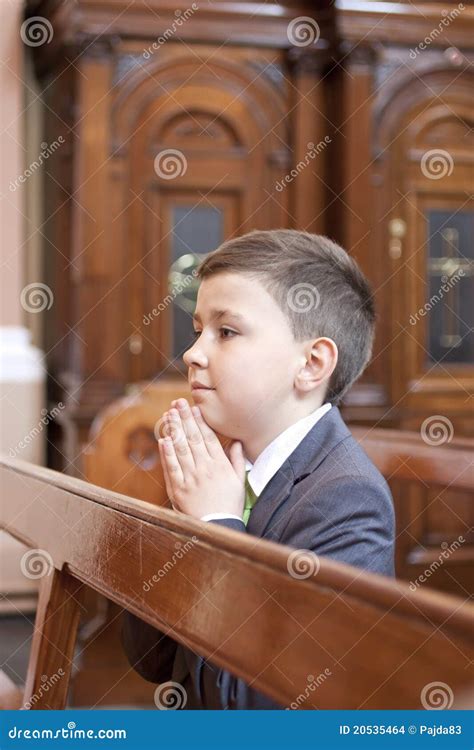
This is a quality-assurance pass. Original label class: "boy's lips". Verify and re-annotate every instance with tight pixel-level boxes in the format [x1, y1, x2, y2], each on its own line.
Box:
[190, 380, 214, 390]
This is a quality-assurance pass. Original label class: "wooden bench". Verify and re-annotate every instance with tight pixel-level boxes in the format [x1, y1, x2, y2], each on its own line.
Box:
[1, 456, 473, 710]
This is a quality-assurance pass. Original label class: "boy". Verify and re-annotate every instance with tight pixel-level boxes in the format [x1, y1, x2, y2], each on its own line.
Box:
[122, 229, 395, 709]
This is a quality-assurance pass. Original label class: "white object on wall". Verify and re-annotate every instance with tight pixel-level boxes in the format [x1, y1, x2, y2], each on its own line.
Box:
[0, 325, 46, 613]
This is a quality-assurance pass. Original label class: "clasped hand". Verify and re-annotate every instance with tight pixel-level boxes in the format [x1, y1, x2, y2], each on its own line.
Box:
[158, 398, 246, 521]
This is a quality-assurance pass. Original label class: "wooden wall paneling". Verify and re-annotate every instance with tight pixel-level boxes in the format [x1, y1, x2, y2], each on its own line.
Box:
[374, 55, 474, 416]
[108, 43, 293, 386]
[289, 49, 330, 234]
[335, 43, 393, 418]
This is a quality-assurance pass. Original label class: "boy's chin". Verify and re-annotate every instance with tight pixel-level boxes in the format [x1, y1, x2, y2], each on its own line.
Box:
[198, 408, 234, 444]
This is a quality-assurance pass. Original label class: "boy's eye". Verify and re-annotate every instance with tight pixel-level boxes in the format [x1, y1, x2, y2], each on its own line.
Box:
[191, 328, 236, 340]
[219, 327, 236, 339]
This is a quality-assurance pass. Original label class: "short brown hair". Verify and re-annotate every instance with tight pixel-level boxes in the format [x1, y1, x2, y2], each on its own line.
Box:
[196, 229, 376, 405]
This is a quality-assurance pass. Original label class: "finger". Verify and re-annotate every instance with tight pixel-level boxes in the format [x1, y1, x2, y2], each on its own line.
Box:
[160, 434, 184, 494]
[174, 399, 211, 461]
[158, 439, 176, 507]
[168, 409, 197, 472]
[189, 405, 224, 459]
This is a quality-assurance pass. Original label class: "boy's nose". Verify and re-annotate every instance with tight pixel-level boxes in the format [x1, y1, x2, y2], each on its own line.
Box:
[183, 341, 207, 369]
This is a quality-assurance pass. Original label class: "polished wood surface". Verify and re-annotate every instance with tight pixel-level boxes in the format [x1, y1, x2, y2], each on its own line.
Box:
[351, 426, 474, 491]
[1, 456, 473, 709]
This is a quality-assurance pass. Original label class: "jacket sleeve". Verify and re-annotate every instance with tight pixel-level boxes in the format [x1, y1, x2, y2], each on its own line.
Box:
[121, 610, 179, 684]
[281, 476, 396, 578]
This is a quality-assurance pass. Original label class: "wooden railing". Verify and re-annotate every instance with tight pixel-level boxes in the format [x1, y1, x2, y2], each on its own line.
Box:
[1, 456, 473, 709]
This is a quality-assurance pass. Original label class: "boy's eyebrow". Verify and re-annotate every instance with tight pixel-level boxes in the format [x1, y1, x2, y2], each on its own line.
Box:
[192, 308, 245, 323]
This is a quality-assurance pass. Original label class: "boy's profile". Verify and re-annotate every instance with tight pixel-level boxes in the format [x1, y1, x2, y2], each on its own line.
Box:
[122, 229, 395, 709]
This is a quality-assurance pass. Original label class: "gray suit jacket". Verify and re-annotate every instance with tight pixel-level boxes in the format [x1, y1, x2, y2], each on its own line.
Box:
[121, 406, 395, 709]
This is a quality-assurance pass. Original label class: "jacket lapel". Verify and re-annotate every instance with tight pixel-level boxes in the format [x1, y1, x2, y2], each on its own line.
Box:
[247, 407, 351, 537]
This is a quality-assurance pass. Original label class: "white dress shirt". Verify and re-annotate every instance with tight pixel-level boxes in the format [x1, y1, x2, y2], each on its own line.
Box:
[200, 402, 332, 522]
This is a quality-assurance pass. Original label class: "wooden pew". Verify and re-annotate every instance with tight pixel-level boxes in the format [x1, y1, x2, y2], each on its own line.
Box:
[351, 426, 474, 595]
[1, 456, 473, 710]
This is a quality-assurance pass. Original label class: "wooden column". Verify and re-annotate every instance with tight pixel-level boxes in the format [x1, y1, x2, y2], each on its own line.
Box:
[289, 48, 331, 234]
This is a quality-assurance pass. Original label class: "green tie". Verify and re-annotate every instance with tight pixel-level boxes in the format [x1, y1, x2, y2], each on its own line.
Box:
[242, 471, 258, 526]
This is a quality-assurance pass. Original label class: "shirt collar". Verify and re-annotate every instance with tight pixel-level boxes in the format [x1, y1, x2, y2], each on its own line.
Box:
[244, 402, 332, 497]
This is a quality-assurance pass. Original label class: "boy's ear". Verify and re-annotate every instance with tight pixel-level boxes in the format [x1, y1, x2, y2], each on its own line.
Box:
[295, 337, 338, 393]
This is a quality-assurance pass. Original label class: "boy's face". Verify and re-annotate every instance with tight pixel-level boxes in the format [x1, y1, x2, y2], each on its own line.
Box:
[183, 272, 306, 441]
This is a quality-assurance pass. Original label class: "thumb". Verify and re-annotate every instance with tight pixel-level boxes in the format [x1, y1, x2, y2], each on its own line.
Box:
[229, 441, 246, 479]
